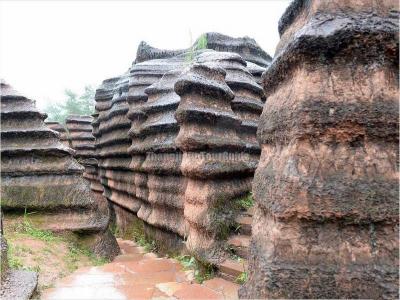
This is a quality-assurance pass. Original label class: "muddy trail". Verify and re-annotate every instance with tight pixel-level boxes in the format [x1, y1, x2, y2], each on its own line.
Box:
[42, 238, 239, 300]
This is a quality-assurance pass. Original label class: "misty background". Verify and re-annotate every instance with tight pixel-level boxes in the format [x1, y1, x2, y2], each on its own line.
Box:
[0, 0, 290, 121]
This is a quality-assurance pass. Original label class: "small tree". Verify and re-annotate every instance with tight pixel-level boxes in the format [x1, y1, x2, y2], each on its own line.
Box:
[44, 85, 95, 123]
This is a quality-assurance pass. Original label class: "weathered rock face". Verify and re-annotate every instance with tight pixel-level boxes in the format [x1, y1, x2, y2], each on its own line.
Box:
[95, 36, 271, 260]
[95, 73, 137, 213]
[127, 58, 186, 199]
[135, 41, 187, 64]
[245, 61, 266, 86]
[0, 80, 119, 259]
[197, 32, 271, 68]
[125, 55, 188, 251]
[174, 63, 253, 261]
[135, 32, 271, 68]
[91, 111, 104, 196]
[64, 114, 105, 210]
[196, 52, 264, 172]
[139, 69, 188, 239]
[45, 121, 70, 147]
[240, 0, 399, 299]
[65, 115, 95, 161]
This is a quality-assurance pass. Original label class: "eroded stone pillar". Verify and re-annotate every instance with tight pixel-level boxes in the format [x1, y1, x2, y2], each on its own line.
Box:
[240, 0, 399, 298]
[127, 57, 184, 223]
[175, 64, 253, 262]
[1, 80, 119, 259]
[45, 121, 70, 147]
[95, 73, 138, 212]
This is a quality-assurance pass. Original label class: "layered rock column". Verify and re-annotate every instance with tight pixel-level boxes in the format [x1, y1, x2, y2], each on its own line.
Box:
[65, 115, 95, 161]
[127, 57, 184, 221]
[175, 64, 253, 261]
[45, 121, 71, 147]
[137, 70, 188, 245]
[95, 73, 139, 212]
[64, 114, 104, 208]
[241, 0, 399, 298]
[1, 80, 119, 259]
[197, 52, 264, 174]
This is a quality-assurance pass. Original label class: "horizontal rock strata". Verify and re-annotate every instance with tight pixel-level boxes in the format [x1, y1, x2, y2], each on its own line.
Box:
[140, 69, 187, 238]
[175, 63, 253, 261]
[45, 121, 71, 147]
[135, 32, 271, 68]
[65, 114, 99, 193]
[65, 115, 95, 161]
[95, 73, 138, 213]
[1, 80, 119, 260]
[127, 55, 188, 247]
[94, 33, 272, 264]
[240, 1, 399, 299]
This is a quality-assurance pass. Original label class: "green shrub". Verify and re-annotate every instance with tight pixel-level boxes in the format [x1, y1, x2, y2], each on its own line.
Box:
[175, 255, 215, 283]
[236, 271, 248, 284]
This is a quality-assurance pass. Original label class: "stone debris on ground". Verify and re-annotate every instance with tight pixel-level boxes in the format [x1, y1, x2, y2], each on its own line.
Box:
[42, 238, 239, 300]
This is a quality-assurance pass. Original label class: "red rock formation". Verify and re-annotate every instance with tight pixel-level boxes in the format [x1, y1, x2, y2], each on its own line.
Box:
[45, 121, 71, 147]
[175, 63, 253, 261]
[197, 52, 264, 173]
[95, 73, 138, 212]
[139, 69, 188, 240]
[91, 112, 104, 196]
[240, 0, 399, 298]
[127, 57, 184, 220]
[0, 80, 119, 259]
[64, 114, 106, 215]
[65, 115, 95, 161]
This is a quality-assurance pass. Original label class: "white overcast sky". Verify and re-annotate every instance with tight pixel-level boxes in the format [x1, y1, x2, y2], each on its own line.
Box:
[0, 0, 290, 109]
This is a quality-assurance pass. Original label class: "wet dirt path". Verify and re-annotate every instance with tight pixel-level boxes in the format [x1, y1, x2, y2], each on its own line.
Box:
[42, 238, 239, 300]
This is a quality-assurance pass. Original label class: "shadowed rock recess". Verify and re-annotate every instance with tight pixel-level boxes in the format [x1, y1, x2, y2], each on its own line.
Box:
[240, 0, 399, 299]
[0, 80, 119, 260]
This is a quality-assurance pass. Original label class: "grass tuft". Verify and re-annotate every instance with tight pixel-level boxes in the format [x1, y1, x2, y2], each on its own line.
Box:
[185, 32, 208, 63]
[236, 271, 248, 284]
[14, 209, 58, 242]
[236, 193, 254, 210]
[174, 255, 214, 283]
[195, 33, 208, 50]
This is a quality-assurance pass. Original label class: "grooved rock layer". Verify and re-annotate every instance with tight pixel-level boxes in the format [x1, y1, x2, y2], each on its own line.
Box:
[240, 1, 399, 299]
[0, 80, 119, 260]
[135, 32, 271, 68]
[174, 64, 253, 262]
[95, 73, 139, 213]
[45, 121, 71, 148]
[140, 69, 187, 237]
[65, 115, 95, 160]
[196, 52, 264, 166]
[127, 55, 187, 239]
[95, 38, 271, 263]
[64, 114, 107, 217]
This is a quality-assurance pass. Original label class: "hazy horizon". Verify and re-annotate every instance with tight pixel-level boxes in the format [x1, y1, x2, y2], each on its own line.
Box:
[0, 0, 290, 109]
